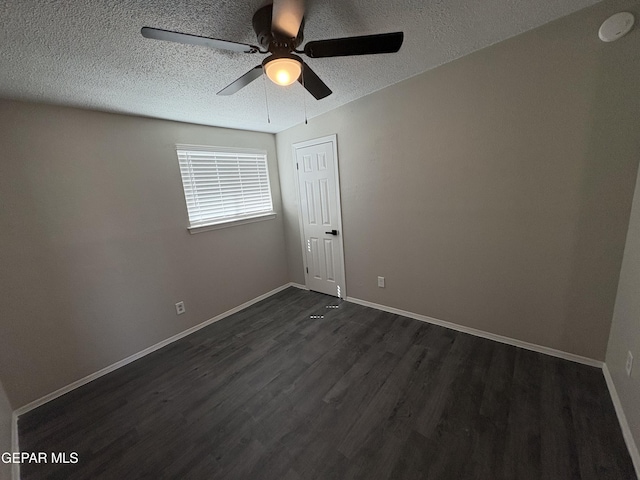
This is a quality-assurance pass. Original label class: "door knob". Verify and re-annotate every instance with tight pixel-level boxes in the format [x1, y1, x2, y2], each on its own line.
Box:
[325, 229, 338, 235]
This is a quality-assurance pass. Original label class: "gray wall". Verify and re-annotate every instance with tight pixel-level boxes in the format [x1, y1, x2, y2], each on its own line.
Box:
[0, 100, 289, 408]
[276, 0, 640, 361]
[0, 381, 11, 480]
[607, 163, 640, 459]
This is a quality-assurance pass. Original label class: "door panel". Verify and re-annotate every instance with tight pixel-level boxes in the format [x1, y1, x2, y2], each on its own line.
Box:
[324, 239, 335, 281]
[319, 179, 331, 225]
[304, 181, 316, 224]
[294, 137, 345, 297]
[311, 237, 320, 279]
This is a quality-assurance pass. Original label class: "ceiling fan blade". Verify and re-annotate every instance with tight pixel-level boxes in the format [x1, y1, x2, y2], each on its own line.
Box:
[303, 32, 403, 58]
[298, 62, 331, 100]
[272, 0, 305, 38]
[217, 66, 264, 95]
[141, 27, 260, 54]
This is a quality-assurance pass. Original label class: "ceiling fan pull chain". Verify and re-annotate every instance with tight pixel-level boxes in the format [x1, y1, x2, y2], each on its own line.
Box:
[261, 66, 271, 124]
[301, 67, 308, 125]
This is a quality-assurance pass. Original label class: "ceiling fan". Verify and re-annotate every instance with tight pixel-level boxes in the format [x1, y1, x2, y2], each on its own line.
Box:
[141, 0, 404, 100]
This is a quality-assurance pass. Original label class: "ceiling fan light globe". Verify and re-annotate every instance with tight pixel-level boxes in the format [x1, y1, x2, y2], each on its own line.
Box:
[277, 70, 291, 84]
[265, 57, 301, 86]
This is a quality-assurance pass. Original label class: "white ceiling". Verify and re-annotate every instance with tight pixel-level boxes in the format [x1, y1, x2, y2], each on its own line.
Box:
[0, 0, 601, 133]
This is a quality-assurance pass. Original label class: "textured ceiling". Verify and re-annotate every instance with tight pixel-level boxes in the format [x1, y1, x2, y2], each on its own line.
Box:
[0, 0, 602, 133]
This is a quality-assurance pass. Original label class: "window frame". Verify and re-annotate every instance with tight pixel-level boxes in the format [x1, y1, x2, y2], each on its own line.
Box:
[175, 144, 276, 234]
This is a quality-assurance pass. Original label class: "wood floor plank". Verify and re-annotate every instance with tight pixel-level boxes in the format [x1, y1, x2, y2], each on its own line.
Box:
[337, 344, 429, 459]
[18, 288, 636, 479]
[437, 341, 496, 477]
[539, 356, 581, 480]
[471, 342, 517, 480]
[502, 348, 543, 480]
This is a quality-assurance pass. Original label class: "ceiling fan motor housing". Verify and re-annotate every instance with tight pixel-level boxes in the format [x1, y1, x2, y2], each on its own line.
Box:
[252, 3, 304, 51]
[262, 51, 302, 67]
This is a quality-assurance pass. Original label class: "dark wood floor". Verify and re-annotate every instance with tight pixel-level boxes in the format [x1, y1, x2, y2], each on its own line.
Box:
[19, 287, 636, 479]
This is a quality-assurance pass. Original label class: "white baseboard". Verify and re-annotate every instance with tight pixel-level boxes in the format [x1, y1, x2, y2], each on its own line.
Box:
[13, 282, 299, 417]
[603, 364, 640, 478]
[345, 296, 603, 368]
[290, 282, 308, 290]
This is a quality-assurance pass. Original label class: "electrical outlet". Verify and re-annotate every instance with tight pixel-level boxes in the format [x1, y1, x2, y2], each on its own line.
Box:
[175, 301, 185, 315]
[378, 276, 385, 288]
[626, 351, 633, 377]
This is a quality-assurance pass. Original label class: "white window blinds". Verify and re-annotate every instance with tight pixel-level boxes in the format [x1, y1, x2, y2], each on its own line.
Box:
[176, 145, 274, 228]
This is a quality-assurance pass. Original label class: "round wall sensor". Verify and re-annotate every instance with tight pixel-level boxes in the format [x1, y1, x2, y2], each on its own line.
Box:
[599, 12, 635, 42]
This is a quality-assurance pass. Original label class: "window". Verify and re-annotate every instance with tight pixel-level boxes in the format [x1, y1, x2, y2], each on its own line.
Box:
[176, 145, 275, 231]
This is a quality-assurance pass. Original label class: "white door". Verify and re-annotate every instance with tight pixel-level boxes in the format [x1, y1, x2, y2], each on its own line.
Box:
[293, 135, 346, 298]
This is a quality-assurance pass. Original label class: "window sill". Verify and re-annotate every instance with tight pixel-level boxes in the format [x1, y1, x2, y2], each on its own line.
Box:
[188, 212, 277, 234]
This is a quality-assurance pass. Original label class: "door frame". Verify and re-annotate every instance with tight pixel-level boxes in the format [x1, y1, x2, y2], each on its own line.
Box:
[291, 134, 347, 298]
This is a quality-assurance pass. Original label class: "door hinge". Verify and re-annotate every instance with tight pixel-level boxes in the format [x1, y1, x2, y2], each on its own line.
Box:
[306, 267, 308, 274]
[296, 163, 299, 170]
